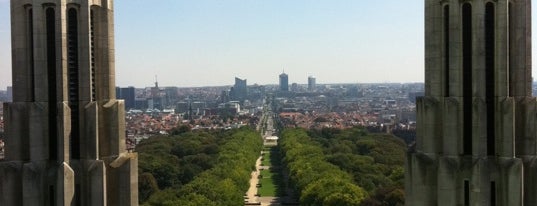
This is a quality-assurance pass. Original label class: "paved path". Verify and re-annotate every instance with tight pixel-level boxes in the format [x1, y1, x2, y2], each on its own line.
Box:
[245, 156, 262, 204]
[257, 151, 280, 206]
[245, 144, 282, 205]
[246, 106, 287, 205]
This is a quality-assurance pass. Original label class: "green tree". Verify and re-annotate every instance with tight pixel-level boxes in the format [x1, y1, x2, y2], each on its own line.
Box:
[139, 173, 160, 203]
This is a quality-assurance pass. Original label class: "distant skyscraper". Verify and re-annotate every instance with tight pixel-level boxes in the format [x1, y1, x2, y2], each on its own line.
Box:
[406, 1, 534, 205]
[115, 86, 121, 99]
[6, 86, 12, 102]
[120, 87, 136, 110]
[232, 77, 247, 101]
[151, 77, 163, 110]
[308, 76, 316, 92]
[220, 90, 230, 103]
[1, 1, 138, 205]
[279, 72, 289, 92]
[291, 83, 299, 92]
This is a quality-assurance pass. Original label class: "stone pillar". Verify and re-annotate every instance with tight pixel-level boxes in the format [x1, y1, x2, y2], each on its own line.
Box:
[1, 1, 138, 205]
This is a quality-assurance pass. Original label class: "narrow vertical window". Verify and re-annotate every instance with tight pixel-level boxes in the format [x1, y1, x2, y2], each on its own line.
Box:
[508, 3, 514, 96]
[49, 185, 55, 206]
[444, 5, 450, 97]
[464, 180, 470, 206]
[46, 7, 57, 160]
[491, 181, 496, 206]
[90, 9, 96, 101]
[67, 8, 80, 159]
[75, 184, 81, 206]
[485, 2, 495, 156]
[28, 8, 35, 101]
[462, 3, 473, 155]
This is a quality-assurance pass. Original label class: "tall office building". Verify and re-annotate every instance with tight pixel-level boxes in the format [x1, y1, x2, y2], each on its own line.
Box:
[1, 1, 138, 205]
[308, 76, 316, 92]
[279, 72, 289, 92]
[119, 87, 136, 110]
[406, 1, 534, 205]
[232, 77, 247, 101]
[6, 86, 12, 102]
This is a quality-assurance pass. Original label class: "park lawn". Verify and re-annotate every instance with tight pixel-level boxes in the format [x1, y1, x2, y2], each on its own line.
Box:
[262, 152, 272, 166]
[258, 175, 277, 196]
[258, 168, 284, 197]
[263, 145, 274, 152]
[258, 146, 285, 197]
[260, 169, 273, 178]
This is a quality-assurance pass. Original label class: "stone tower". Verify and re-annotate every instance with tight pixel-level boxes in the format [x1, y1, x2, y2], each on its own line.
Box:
[406, 0, 534, 205]
[0, 0, 138, 205]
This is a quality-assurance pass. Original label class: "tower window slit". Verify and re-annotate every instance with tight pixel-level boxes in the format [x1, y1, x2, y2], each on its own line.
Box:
[90, 10, 96, 101]
[485, 3, 495, 156]
[28, 8, 35, 101]
[46, 8, 58, 160]
[464, 180, 470, 206]
[444, 5, 450, 97]
[462, 3, 472, 155]
[491, 181, 496, 206]
[67, 8, 80, 159]
[508, 3, 514, 97]
[49, 185, 55, 205]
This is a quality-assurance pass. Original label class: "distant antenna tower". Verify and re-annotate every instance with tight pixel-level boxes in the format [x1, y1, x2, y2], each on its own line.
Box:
[154, 75, 159, 88]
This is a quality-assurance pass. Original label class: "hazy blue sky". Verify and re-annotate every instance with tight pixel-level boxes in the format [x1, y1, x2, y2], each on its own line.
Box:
[0, 1, 534, 88]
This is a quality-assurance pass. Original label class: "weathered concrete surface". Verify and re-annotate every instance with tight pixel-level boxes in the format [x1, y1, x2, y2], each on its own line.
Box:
[407, 0, 534, 205]
[1, 1, 138, 205]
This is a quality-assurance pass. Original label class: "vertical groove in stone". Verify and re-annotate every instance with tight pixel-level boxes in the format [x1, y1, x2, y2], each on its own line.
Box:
[485, 2, 495, 156]
[444, 5, 450, 97]
[46, 7, 58, 160]
[508, 2, 513, 97]
[28, 8, 34, 101]
[67, 8, 80, 159]
[90, 9, 96, 102]
[462, 3, 472, 155]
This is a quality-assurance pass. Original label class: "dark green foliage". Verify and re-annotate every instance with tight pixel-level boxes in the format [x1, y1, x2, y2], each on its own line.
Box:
[169, 125, 192, 135]
[139, 173, 160, 203]
[307, 127, 406, 205]
[280, 129, 368, 206]
[280, 127, 406, 206]
[137, 128, 263, 205]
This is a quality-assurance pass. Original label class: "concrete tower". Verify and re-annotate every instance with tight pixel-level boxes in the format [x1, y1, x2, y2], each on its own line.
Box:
[308, 76, 316, 92]
[279, 72, 289, 92]
[0, 0, 138, 205]
[406, 1, 534, 205]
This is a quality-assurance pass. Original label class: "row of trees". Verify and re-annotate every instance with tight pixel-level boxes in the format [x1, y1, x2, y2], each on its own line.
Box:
[280, 129, 368, 206]
[307, 127, 406, 205]
[280, 127, 406, 206]
[136, 127, 263, 205]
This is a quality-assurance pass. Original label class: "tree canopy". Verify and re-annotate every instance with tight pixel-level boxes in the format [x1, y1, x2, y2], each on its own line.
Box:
[280, 127, 406, 206]
[136, 127, 262, 205]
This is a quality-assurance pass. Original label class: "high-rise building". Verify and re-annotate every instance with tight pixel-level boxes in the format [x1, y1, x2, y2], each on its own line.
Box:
[232, 77, 247, 101]
[406, 1, 534, 205]
[163, 87, 179, 108]
[1, 1, 138, 205]
[279, 72, 289, 92]
[291, 83, 298, 92]
[6, 86, 12, 102]
[220, 90, 230, 103]
[116, 86, 121, 99]
[308, 76, 316, 92]
[119, 87, 136, 110]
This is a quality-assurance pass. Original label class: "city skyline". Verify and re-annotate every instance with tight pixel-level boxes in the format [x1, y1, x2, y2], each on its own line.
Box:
[1, 1, 537, 88]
